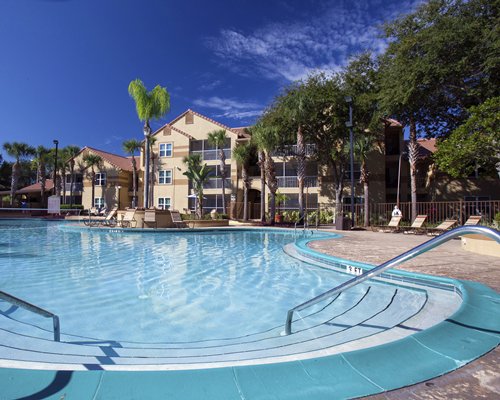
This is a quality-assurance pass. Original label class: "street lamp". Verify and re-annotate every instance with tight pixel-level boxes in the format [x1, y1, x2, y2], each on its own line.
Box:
[143, 130, 151, 209]
[53, 140, 59, 196]
[345, 96, 355, 228]
[117, 185, 121, 210]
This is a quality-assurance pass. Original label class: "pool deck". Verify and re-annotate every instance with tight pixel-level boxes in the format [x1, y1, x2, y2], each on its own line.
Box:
[308, 228, 499, 399]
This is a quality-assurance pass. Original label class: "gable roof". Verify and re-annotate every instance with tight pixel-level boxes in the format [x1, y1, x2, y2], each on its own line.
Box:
[76, 147, 134, 172]
[162, 109, 242, 137]
[231, 126, 252, 139]
[0, 179, 54, 195]
[152, 124, 195, 140]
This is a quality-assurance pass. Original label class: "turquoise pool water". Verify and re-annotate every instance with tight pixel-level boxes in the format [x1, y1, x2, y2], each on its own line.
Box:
[0, 220, 383, 343]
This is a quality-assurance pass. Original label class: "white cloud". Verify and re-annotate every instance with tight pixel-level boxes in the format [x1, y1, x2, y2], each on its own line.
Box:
[193, 96, 263, 121]
[206, 0, 424, 82]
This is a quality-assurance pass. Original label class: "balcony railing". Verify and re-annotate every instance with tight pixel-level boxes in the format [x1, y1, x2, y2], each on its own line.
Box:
[190, 149, 231, 161]
[203, 178, 231, 189]
[272, 144, 316, 157]
[277, 176, 318, 188]
[64, 183, 83, 192]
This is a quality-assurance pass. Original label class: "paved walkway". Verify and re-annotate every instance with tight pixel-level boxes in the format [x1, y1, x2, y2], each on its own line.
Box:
[308, 228, 500, 399]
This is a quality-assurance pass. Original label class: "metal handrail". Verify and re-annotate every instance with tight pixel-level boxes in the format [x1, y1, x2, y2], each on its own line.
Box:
[0, 291, 60, 341]
[285, 226, 500, 335]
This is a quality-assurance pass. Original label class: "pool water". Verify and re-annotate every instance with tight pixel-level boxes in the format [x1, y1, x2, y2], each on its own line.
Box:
[0, 220, 376, 343]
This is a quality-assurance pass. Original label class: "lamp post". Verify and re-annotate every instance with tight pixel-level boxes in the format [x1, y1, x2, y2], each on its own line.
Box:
[117, 185, 121, 210]
[143, 130, 150, 209]
[52, 140, 59, 196]
[345, 96, 355, 228]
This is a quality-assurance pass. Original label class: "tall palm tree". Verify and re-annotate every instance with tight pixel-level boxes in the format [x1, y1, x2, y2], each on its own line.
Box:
[82, 153, 103, 209]
[354, 134, 380, 227]
[251, 121, 279, 225]
[2, 142, 35, 206]
[128, 79, 170, 208]
[34, 146, 50, 206]
[64, 146, 81, 207]
[207, 129, 228, 214]
[183, 154, 211, 219]
[122, 139, 142, 208]
[233, 142, 254, 221]
[149, 135, 158, 206]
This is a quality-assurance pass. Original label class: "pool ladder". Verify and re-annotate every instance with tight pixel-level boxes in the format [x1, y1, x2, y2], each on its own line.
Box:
[285, 225, 500, 335]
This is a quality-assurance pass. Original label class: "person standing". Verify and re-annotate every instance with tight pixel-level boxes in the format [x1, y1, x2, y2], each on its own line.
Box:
[392, 205, 402, 217]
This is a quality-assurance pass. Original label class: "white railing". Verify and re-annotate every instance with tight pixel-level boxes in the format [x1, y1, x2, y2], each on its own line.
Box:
[190, 149, 231, 161]
[277, 176, 318, 188]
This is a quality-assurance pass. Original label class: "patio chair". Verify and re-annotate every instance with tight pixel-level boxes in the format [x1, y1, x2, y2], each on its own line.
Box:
[120, 208, 137, 228]
[170, 210, 186, 228]
[99, 207, 118, 227]
[403, 215, 428, 235]
[143, 208, 157, 229]
[464, 215, 482, 226]
[373, 215, 402, 233]
[427, 219, 458, 236]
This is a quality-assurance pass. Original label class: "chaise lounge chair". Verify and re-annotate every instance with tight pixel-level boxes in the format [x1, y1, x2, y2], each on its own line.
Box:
[143, 209, 157, 229]
[403, 215, 428, 235]
[99, 207, 118, 227]
[120, 208, 137, 228]
[427, 219, 458, 236]
[373, 215, 402, 233]
[170, 210, 186, 228]
[464, 215, 482, 226]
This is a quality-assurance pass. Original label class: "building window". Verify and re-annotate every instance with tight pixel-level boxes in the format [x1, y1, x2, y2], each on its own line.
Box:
[158, 170, 172, 184]
[158, 197, 171, 210]
[159, 143, 173, 157]
[95, 173, 106, 186]
[94, 197, 105, 208]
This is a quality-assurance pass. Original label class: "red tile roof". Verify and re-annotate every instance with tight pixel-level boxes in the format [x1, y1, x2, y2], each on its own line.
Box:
[80, 147, 134, 172]
[0, 179, 55, 195]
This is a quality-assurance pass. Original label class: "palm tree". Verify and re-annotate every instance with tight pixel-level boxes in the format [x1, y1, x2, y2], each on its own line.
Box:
[128, 79, 170, 208]
[149, 135, 158, 206]
[251, 121, 279, 225]
[122, 139, 142, 207]
[2, 142, 35, 206]
[34, 146, 50, 206]
[82, 153, 103, 208]
[354, 134, 380, 227]
[182, 154, 211, 219]
[207, 129, 228, 214]
[64, 146, 81, 207]
[233, 142, 254, 221]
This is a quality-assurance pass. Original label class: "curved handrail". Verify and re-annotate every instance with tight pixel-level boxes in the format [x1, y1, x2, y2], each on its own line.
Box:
[285, 226, 500, 335]
[0, 291, 60, 341]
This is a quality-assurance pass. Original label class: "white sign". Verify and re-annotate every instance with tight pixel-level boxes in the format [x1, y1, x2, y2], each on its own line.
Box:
[47, 195, 61, 214]
[346, 265, 363, 276]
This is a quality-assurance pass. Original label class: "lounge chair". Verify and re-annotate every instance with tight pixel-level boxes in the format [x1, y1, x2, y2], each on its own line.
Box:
[403, 215, 428, 234]
[373, 215, 402, 233]
[427, 219, 458, 236]
[120, 208, 137, 228]
[464, 215, 482, 226]
[170, 210, 186, 228]
[143, 209, 157, 228]
[99, 207, 118, 227]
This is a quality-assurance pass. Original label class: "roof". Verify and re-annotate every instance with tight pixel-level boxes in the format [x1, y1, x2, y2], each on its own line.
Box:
[403, 138, 437, 158]
[0, 179, 54, 196]
[78, 147, 134, 172]
[231, 126, 252, 139]
[383, 118, 403, 128]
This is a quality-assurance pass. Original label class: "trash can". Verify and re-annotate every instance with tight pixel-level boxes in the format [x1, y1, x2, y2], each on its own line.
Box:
[335, 216, 352, 230]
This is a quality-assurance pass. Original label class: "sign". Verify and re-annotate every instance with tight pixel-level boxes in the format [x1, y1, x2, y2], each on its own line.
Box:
[47, 195, 61, 214]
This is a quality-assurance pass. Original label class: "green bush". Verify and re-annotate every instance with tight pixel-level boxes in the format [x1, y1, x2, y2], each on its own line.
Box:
[60, 204, 84, 210]
[494, 212, 500, 228]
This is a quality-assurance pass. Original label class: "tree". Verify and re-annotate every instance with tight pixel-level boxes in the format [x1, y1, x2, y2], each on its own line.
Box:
[182, 154, 211, 219]
[82, 153, 103, 209]
[2, 142, 35, 206]
[251, 120, 280, 225]
[122, 139, 142, 207]
[64, 146, 81, 207]
[128, 79, 170, 208]
[33, 146, 51, 206]
[233, 142, 254, 221]
[434, 97, 500, 178]
[207, 129, 229, 214]
[149, 135, 158, 207]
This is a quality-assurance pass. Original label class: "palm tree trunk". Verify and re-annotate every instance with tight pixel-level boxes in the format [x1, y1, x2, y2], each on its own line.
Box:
[360, 161, 369, 227]
[149, 153, 155, 209]
[10, 161, 20, 206]
[242, 166, 249, 221]
[219, 149, 227, 214]
[296, 125, 306, 222]
[91, 169, 96, 208]
[131, 156, 137, 208]
[39, 162, 46, 207]
[258, 151, 266, 222]
[408, 117, 419, 222]
[69, 162, 75, 207]
[264, 150, 278, 225]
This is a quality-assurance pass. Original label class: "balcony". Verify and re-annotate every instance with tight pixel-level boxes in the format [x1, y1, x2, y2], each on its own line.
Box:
[190, 149, 231, 161]
[64, 183, 83, 192]
[203, 178, 231, 189]
[277, 176, 318, 188]
[272, 144, 316, 157]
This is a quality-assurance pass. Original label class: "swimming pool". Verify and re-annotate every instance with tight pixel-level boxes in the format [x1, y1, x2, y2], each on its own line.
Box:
[0, 219, 499, 399]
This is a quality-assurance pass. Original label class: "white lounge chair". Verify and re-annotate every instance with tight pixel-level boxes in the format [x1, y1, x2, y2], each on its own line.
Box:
[170, 210, 186, 228]
[120, 208, 137, 228]
[143, 209, 157, 228]
[427, 219, 458, 236]
[403, 215, 428, 234]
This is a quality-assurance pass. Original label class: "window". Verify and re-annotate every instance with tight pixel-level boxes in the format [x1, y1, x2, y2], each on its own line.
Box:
[95, 173, 106, 186]
[94, 198, 105, 208]
[158, 197, 171, 210]
[158, 170, 172, 184]
[159, 143, 173, 157]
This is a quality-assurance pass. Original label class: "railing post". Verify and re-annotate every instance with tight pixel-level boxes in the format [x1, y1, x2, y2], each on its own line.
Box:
[53, 316, 61, 342]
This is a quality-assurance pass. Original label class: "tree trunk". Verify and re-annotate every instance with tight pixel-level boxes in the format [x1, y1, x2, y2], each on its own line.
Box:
[258, 151, 266, 223]
[242, 166, 249, 221]
[408, 117, 419, 222]
[10, 161, 19, 206]
[131, 156, 137, 208]
[91, 169, 96, 208]
[69, 161, 75, 207]
[149, 152, 156, 209]
[39, 162, 46, 207]
[360, 161, 369, 227]
[264, 150, 278, 225]
[296, 125, 306, 222]
[219, 148, 227, 214]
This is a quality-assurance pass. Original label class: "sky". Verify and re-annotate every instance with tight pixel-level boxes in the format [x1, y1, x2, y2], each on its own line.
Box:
[0, 0, 422, 160]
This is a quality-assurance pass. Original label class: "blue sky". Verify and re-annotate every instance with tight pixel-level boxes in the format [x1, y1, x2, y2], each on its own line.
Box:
[0, 0, 422, 159]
